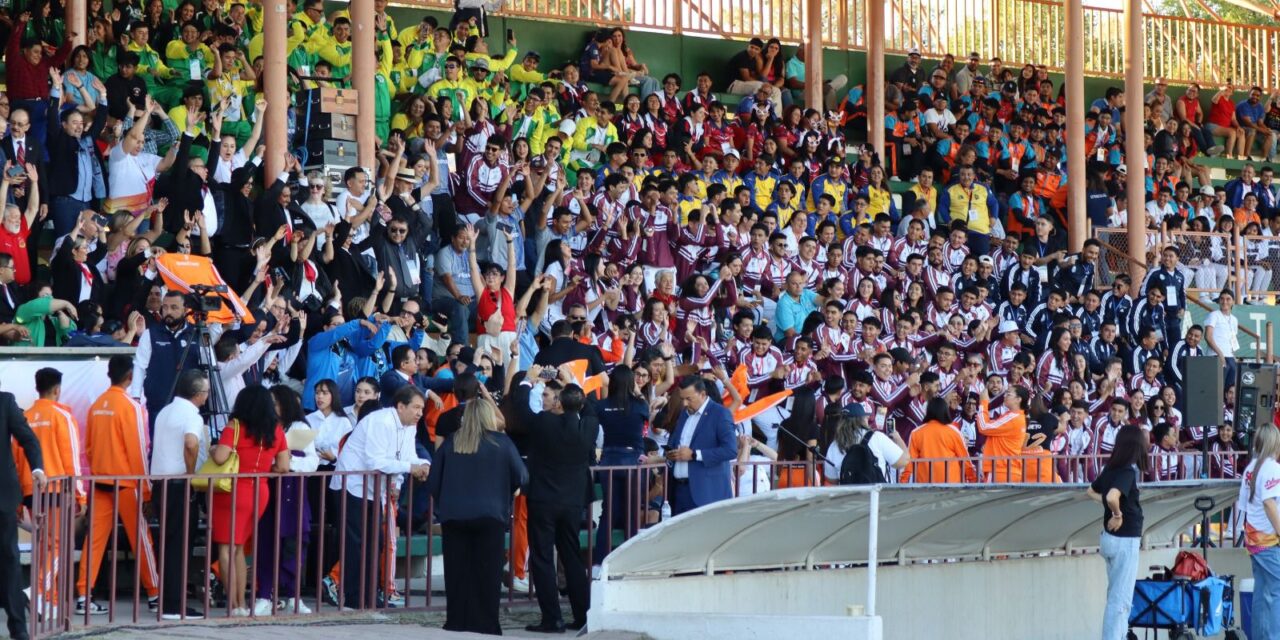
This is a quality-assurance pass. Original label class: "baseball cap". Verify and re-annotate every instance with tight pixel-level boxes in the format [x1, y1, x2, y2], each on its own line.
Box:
[1199, 185, 1215, 197]
[469, 57, 490, 71]
[907, 47, 921, 56]
[1002, 81, 1018, 93]
[841, 403, 869, 418]
[998, 320, 1019, 334]
[978, 255, 994, 266]
[523, 50, 541, 61]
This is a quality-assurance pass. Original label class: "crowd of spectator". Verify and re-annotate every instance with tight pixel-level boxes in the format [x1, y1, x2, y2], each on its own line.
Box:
[0, 0, 1269, 633]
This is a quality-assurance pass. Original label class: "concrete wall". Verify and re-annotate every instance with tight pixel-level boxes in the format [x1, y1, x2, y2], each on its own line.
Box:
[591, 547, 1252, 640]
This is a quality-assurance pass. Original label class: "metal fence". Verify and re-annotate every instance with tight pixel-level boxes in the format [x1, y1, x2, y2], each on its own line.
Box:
[396, 0, 1280, 91]
[21, 453, 1247, 638]
[1241, 233, 1280, 304]
[1166, 228, 1243, 301]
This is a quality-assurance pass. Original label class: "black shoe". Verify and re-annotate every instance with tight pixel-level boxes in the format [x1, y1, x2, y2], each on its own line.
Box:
[525, 621, 566, 633]
[566, 620, 586, 631]
[161, 607, 206, 620]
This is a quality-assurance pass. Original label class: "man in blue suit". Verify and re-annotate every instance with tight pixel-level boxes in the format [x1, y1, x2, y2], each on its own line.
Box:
[379, 344, 453, 407]
[665, 377, 739, 515]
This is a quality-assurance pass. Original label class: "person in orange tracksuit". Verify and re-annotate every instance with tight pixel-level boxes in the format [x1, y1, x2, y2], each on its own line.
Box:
[900, 398, 978, 483]
[76, 355, 160, 614]
[977, 384, 1030, 483]
[14, 368, 88, 617]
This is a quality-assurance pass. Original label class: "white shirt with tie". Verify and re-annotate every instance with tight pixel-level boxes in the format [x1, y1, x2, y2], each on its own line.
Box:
[673, 397, 709, 480]
[12, 137, 27, 165]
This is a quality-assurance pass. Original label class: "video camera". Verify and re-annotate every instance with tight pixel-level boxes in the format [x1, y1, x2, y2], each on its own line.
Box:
[187, 284, 228, 314]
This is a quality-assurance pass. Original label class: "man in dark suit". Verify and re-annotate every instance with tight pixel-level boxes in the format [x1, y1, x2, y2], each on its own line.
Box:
[0, 387, 45, 640]
[665, 376, 738, 515]
[379, 344, 452, 408]
[0, 252, 27, 324]
[519, 369, 595, 633]
[0, 105, 49, 217]
[533, 318, 606, 376]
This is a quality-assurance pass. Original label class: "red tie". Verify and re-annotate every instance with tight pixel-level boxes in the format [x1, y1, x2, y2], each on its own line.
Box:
[79, 263, 94, 284]
[16, 141, 25, 166]
[303, 261, 317, 283]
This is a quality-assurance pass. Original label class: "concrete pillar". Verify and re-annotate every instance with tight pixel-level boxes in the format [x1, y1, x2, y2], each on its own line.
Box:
[262, 0, 288, 177]
[804, 0, 824, 109]
[1065, 0, 1086, 252]
[1124, 0, 1147, 284]
[65, 0, 85, 46]
[351, 0, 377, 170]
[867, 0, 885, 156]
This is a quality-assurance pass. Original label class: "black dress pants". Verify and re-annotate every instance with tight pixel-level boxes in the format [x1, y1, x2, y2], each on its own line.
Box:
[441, 518, 505, 635]
[0, 507, 29, 639]
[527, 501, 589, 626]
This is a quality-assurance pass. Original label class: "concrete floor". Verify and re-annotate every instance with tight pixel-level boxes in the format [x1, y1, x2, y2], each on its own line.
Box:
[23, 610, 647, 639]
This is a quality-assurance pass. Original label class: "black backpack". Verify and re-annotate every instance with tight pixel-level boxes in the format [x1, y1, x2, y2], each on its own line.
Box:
[839, 430, 887, 485]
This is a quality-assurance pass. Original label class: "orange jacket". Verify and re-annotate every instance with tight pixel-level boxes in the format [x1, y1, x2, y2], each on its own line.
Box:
[900, 420, 978, 483]
[16, 398, 88, 503]
[85, 386, 151, 497]
[978, 400, 1027, 483]
[1021, 448, 1062, 483]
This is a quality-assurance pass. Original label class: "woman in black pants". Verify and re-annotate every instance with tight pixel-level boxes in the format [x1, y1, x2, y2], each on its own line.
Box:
[592, 366, 650, 568]
[425, 398, 527, 635]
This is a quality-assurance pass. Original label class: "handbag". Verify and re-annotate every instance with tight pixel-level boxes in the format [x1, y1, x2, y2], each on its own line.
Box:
[192, 420, 241, 493]
[1172, 549, 1211, 581]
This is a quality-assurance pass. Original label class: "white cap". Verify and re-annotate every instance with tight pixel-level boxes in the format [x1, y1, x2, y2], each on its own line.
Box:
[908, 47, 921, 56]
[998, 320, 1019, 334]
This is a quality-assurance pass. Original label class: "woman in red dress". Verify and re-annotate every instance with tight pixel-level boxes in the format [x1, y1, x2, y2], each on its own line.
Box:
[208, 385, 291, 616]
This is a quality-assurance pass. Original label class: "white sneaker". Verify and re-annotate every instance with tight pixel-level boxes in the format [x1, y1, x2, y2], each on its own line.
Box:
[281, 598, 312, 614]
[231, 607, 250, 618]
[510, 576, 530, 593]
[252, 598, 275, 617]
[75, 597, 107, 616]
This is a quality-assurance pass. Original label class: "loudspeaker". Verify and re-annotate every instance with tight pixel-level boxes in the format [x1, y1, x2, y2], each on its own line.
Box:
[1238, 363, 1279, 437]
[1184, 356, 1226, 427]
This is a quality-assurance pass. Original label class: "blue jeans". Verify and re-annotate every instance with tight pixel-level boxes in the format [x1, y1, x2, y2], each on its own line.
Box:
[433, 296, 477, 344]
[1252, 546, 1280, 640]
[51, 195, 91, 238]
[1224, 357, 1238, 392]
[1100, 531, 1140, 640]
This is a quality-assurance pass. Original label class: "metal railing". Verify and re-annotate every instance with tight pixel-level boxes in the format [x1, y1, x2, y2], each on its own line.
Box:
[1166, 228, 1243, 300]
[397, 0, 1280, 90]
[1240, 233, 1280, 304]
[21, 454, 1248, 638]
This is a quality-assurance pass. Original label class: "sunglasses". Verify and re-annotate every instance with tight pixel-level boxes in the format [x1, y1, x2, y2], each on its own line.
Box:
[389, 227, 408, 235]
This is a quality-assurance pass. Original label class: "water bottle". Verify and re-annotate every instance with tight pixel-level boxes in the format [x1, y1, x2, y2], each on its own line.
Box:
[660, 502, 671, 521]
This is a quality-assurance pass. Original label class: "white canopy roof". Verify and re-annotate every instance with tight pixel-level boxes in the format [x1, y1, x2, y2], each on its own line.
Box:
[602, 482, 1238, 579]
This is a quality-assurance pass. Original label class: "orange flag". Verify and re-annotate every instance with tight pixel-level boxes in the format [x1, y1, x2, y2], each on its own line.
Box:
[733, 389, 792, 424]
[155, 253, 255, 324]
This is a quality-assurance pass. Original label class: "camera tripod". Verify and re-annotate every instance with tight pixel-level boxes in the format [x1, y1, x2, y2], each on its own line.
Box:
[163, 295, 235, 439]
